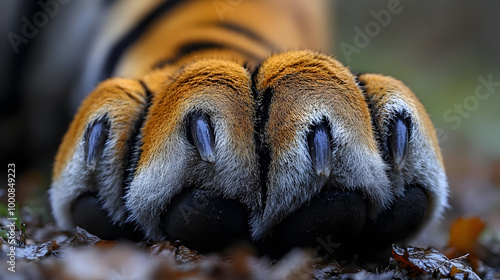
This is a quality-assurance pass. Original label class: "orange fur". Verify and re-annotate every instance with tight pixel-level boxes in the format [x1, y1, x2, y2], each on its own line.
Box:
[255, 51, 378, 155]
[53, 78, 148, 180]
[139, 59, 254, 170]
[359, 73, 444, 167]
[117, 0, 328, 78]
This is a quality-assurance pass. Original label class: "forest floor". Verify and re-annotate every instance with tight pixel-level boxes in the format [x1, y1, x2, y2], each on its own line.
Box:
[1, 212, 499, 280]
[2, 156, 500, 279]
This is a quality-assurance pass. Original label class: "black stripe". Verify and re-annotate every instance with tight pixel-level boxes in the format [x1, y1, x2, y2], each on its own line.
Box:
[252, 68, 273, 209]
[218, 22, 279, 52]
[248, 61, 263, 96]
[102, 0, 188, 80]
[153, 42, 231, 69]
[357, 72, 386, 164]
[176, 42, 232, 60]
[354, 72, 374, 131]
[153, 41, 262, 69]
[123, 89, 144, 104]
[243, 60, 260, 74]
[122, 81, 153, 192]
[350, 70, 366, 91]
[184, 69, 243, 93]
[119, 80, 153, 238]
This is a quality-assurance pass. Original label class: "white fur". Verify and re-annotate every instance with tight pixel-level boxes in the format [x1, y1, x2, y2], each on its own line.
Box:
[125, 104, 260, 240]
[370, 89, 449, 227]
[50, 113, 129, 229]
[250, 106, 391, 239]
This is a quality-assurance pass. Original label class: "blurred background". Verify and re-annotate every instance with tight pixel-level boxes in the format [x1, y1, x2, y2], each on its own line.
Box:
[0, 0, 499, 248]
[334, 0, 500, 247]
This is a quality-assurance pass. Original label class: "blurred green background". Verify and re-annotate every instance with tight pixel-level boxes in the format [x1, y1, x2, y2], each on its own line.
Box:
[0, 0, 499, 247]
[335, 0, 500, 160]
[334, 0, 500, 245]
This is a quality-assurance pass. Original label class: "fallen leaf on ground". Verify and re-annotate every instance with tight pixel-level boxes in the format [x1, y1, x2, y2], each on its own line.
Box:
[392, 244, 480, 279]
[447, 216, 485, 254]
[16, 240, 59, 260]
[446, 216, 485, 270]
[67, 227, 101, 247]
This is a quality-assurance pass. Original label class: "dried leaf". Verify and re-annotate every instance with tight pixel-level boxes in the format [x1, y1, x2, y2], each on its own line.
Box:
[68, 227, 101, 247]
[450, 265, 464, 277]
[175, 245, 205, 263]
[148, 241, 177, 259]
[392, 244, 423, 277]
[448, 216, 485, 253]
[391, 244, 480, 279]
[16, 240, 59, 260]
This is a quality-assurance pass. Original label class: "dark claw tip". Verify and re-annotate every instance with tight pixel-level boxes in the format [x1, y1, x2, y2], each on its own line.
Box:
[84, 118, 110, 172]
[189, 112, 216, 163]
[307, 121, 332, 177]
[388, 114, 409, 171]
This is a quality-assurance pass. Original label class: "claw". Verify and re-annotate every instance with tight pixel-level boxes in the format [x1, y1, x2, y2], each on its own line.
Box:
[307, 122, 331, 177]
[84, 118, 110, 172]
[190, 112, 216, 163]
[388, 115, 409, 171]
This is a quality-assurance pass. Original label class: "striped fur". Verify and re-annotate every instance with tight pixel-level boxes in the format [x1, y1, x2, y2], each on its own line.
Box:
[51, 0, 448, 252]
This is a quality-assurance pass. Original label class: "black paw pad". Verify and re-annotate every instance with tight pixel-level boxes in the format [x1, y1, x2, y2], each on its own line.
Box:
[271, 190, 367, 257]
[359, 185, 428, 249]
[71, 193, 143, 241]
[160, 188, 250, 252]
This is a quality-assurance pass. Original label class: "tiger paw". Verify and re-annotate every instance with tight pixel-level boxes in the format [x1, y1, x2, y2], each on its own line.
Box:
[248, 51, 447, 256]
[50, 51, 448, 257]
[50, 78, 150, 238]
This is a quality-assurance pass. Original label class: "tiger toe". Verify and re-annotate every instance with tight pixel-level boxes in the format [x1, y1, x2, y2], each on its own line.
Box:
[248, 51, 448, 257]
[124, 60, 260, 243]
[50, 78, 150, 235]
